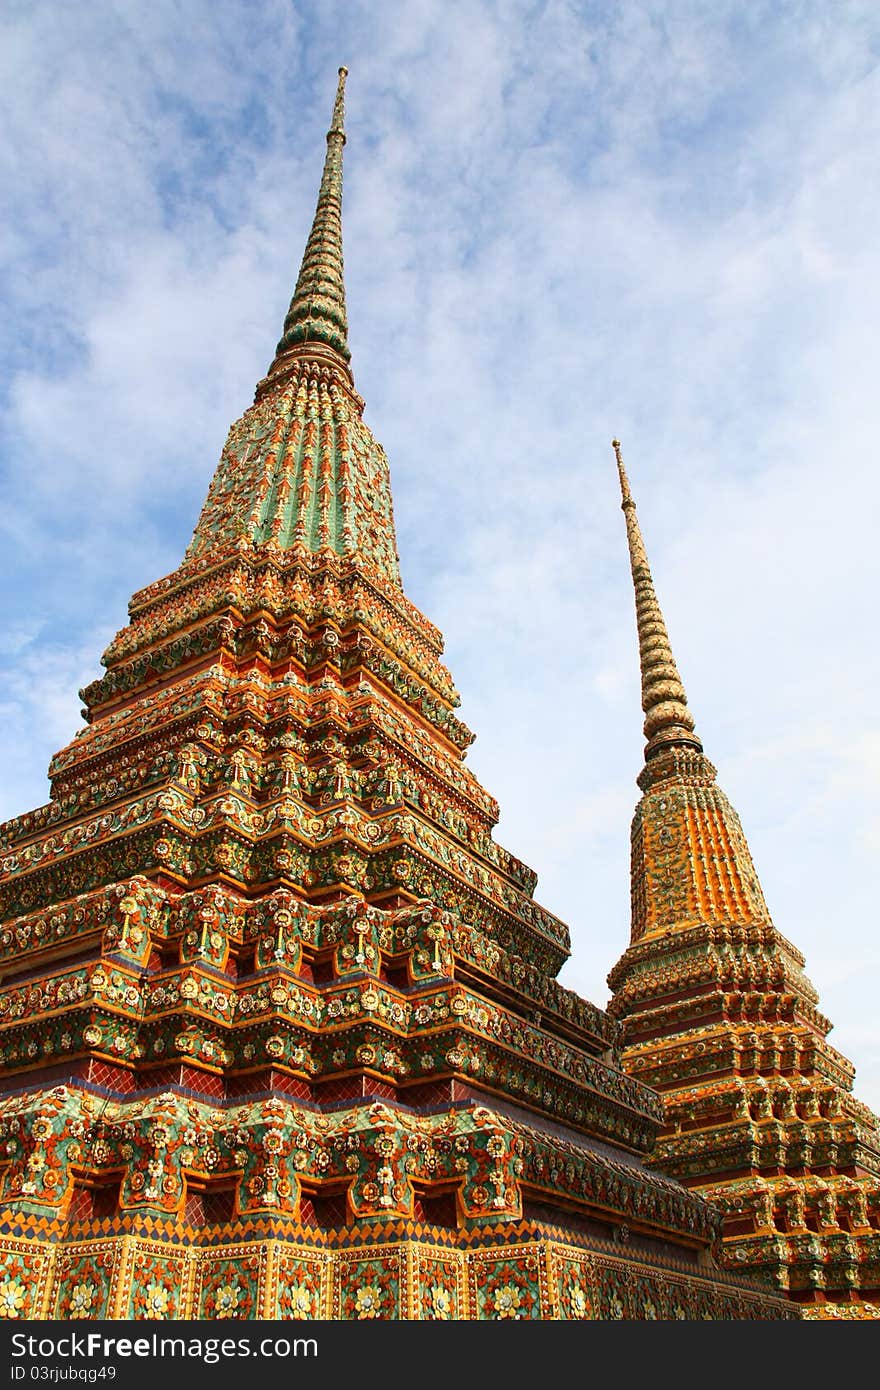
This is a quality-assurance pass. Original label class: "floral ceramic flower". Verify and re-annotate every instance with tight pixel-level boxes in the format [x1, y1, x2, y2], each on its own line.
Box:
[569, 1284, 589, 1318]
[0, 1278, 26, 1318]
[428, 1285, 452, 1319]
[286, 1285, 312, 1318]
[212, 1283, 242, 1318]
[354, 1285, 382, 1318]
[67, 1281, 100, 1318]
[493, 1284, 523, 1319]
[144, 1283, 171, 1317]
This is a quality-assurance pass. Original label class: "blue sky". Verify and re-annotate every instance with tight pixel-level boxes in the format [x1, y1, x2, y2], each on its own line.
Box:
[1, 0, 879, 1110]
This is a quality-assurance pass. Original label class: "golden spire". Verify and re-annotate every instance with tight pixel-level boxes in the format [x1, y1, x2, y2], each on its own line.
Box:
[613, 440, 702, 762]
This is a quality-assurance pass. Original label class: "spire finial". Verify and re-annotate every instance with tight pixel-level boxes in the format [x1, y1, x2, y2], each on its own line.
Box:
[613, 440, 702, 761]
[267, 67, 353, 385]
[612, 439, 632, 505]
[331, 66, 348, 137]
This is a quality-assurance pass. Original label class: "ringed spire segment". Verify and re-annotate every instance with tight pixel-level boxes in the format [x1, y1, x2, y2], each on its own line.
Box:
[613, 440, 702, 762]
[271, 65, 352, 381]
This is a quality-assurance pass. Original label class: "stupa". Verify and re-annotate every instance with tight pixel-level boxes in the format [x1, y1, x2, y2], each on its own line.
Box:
[0, 72, 793, 1321]
[607, 441, 880, 1318]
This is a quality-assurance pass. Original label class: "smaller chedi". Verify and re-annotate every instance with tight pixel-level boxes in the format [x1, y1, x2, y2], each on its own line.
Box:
[0, 71, 796, 1321]
[607, 441, 880, 1319]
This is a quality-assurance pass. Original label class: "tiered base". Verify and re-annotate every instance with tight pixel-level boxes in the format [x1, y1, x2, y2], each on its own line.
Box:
[0, 1219, 796, 1320]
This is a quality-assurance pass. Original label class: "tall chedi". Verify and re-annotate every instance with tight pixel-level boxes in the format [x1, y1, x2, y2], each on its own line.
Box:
[0, 72, 795, 1324]
[606, 441, 880, 1319]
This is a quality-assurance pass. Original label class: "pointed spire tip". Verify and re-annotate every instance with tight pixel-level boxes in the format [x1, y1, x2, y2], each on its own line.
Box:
[612, 438, 633, 507]
[614, 443, 702, 761]
[262, 65, 353, 386]
[329, 66, 347, 138]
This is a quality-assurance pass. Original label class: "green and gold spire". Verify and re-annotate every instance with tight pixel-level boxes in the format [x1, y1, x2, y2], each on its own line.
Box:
[271, 65, 352, 380]
[184, 67, 402, 584]
[613, 440, 702, 762]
